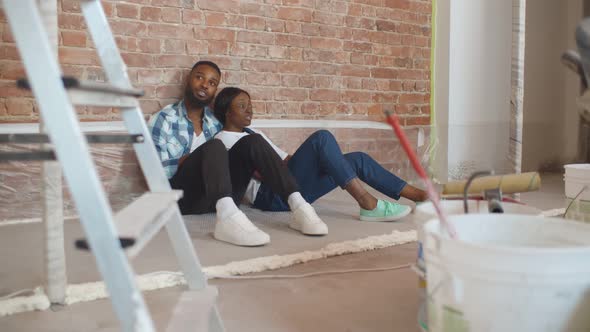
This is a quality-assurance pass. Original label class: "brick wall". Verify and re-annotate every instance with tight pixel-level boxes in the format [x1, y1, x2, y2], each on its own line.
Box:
[0, 0, 431, 123]
[0, 0, 432, 220]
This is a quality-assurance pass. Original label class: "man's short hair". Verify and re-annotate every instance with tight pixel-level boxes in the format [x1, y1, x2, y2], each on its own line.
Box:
[191, 60, 221, 76]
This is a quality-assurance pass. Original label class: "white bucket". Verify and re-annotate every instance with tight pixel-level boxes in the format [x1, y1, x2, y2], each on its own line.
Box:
[564, 164, 590, 222]
[414, 201, 541, 269]
[564, 164, 590, 201]
[424, 214, 590, 332]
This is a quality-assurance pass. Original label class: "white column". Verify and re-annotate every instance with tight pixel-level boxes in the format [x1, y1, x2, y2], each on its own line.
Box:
[446, 0, 513, 179]
[510, 0, 526, 174]
[38, 0, 66, 305]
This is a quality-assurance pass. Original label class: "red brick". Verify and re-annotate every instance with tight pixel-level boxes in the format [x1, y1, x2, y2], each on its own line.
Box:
[151, 0, 182, 7]
[110, 21, 147, 37]
[277, 61, 309, 74]
[0, 99, 6, 115]
[242, 59, 277, 72]
[240, 3, 275, 17]
[310, 37, 342, 50]
[277, 8, 312, 22]
[195, 27, 235, 41]
[313, 12, 344, 26]
[342, 90, 372, 103]
[139, 99, 162, 115]
[310, 89, 340, 102]
[156, 85, 183, 98]
[0, 61, 25, 80]
[237, 31, 275, 45]
[399, 93, 426, 104]
[371, 68, 396, 79]
[58, 14, 86, 30]
[385, 0, 411, 10]
[246, 86, 274, 101]
[267, 19, 285, 32]
[301, 102, 319, 115]
[149, 24, 193, 39]
[138, 38, 162, 53]
[299, 77, 314, 88]
[208, 41, 230, 54]
[116, 3, 139, 19]
[230, 43, 268, 58]
[205, 12, 226, 26]
[162, 39, 185, 54]
[182, 9, 203, 24]
[341, 65, 369, 77]
[198, 0, 239, 13]
[6, 98, 34, 116]
[61, 31, 86, 47]
[316, 1, 348, 14]
[345, 17, 375, 30]
[301, 24, 320, 36]
[187, 40, 207, 54]
[278, 75, 297, 87]
[344, 77, 363, 89]
[315, 76, 342, 88]
[140, 7, 161, 21]
[402, 116, 430, 126]
[245, 72, 281, 86]
[162, 7, 181, 22]
[156, 55, 195, 67]
[162, 71, 183, 84]
[247, 17, 266, 31]
[121, 53, 153, 67]
[102, 2, 114, 16]
[285, 22, 301, 33]
[313, 63, 339, 75]
[61, 0, 81, 13]
[267, 46, 288, 59]
[343, 41, 372, 53]
[276, 34, 309, 48]
[275, 88, 307, 101]
[138, 70, 162, 84]
[59, 48, 98, 65]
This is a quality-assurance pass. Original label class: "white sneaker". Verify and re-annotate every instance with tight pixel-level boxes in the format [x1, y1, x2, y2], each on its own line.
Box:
[290, 203, 328, 236]
[214, 211, 270, 246]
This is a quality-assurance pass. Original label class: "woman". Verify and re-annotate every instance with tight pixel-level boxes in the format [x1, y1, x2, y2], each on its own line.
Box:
[214, 87, 428, 222]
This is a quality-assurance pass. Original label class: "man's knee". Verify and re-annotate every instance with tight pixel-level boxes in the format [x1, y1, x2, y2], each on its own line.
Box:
[201, 138, 226, 153]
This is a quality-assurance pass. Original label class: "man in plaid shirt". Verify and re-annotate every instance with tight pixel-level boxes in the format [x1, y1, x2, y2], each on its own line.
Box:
[148, 61, 326, 247]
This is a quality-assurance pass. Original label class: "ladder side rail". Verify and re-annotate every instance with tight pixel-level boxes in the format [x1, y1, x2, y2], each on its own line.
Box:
[3, 1, 154, 331]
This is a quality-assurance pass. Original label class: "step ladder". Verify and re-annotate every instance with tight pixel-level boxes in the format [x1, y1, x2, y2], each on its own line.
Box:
[2, 1, 225, 331]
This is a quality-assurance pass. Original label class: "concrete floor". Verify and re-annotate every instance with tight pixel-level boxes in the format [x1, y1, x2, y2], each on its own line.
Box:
[0, 173, 565, 332]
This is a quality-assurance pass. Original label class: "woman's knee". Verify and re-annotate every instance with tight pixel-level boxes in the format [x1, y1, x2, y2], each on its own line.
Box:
[345, 151, 371, 169]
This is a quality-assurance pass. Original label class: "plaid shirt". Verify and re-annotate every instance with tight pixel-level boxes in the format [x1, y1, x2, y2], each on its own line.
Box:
[148, 100, 222, 179]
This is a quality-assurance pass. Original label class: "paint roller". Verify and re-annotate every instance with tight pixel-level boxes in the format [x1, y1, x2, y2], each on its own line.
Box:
[442, 172, 541, 196]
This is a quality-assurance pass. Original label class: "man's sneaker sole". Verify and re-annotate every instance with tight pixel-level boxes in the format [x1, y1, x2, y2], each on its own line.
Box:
[359, 206, 412, 222]
[213, 230, 270, 246]
[288, 222, 328, 236]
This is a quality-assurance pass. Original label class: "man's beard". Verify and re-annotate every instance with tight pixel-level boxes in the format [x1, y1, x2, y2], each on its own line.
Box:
[184, 86, 213, 109]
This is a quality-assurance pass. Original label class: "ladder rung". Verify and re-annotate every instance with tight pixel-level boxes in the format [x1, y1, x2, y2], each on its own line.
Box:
[166, 287, 219, 332]
[0, 133, 145, 144]
[75, 191, 183, 257]
[0, 150, 55, 161]
[17, 76, 144, 97]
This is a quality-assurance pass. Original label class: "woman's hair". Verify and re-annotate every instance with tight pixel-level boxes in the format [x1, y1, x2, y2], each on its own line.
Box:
[213, 87, 250, 125]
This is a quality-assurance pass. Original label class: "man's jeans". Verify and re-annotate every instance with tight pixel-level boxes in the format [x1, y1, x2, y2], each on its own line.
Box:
[253, 130, 407, 211]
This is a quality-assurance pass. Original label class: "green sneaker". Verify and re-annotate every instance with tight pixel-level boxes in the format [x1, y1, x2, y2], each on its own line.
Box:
[360, 199, 412, 222]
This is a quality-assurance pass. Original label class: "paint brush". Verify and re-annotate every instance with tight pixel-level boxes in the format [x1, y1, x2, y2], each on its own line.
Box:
[383, 110, 457, 239]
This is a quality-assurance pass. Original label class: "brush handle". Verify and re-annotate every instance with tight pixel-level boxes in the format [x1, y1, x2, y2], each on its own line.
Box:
[384, 111, 457, 238]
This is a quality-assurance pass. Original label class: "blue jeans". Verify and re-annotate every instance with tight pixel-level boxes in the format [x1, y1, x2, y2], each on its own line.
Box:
[252, 130, 407, 211]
